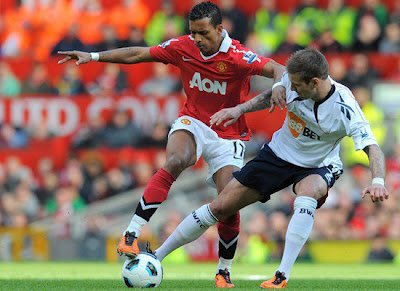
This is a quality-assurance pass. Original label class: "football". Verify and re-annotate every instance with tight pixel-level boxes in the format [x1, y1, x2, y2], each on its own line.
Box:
[121, 253, 163, 288]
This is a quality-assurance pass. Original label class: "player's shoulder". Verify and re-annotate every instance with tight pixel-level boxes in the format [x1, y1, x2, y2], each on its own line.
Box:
[157, 35, 192, 49]
[228, 40, 264, 65]
[330, 80, 359, 120]
[331, 80, 357, 106]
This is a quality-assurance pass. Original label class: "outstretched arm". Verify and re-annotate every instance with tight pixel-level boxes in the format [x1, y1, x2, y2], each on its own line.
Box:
[361, 144, 389, 202]
[58, 47, 154, 65]
[262, 60, 286, 112]
[210, 89, 272, 127]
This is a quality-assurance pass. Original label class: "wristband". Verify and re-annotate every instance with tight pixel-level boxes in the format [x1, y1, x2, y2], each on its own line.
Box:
[272, 81, 283, 90]
[372, 178, 384, 186]
[90, 52, 100, 61]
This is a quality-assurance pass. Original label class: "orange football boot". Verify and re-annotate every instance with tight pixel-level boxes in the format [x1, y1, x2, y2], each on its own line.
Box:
[260, 271, 287, 289]
[117, 231, 139, 258]
[215, 268, 235, 288]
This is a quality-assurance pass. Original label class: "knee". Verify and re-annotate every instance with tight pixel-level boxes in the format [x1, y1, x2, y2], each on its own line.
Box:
[296, 182, 327, 200]
[164, 155, 190, 175]
[209, 200, 231, 222]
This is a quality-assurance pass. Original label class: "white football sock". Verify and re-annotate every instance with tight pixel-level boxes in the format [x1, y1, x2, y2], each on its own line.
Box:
[124, 214, 147, 237]
[155, 204, 219, 261]
[217, 258, 233, 274]
[277, 196, 317, 282]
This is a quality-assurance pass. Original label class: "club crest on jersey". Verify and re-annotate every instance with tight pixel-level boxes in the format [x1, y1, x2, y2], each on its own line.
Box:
[181, 118, 191, 125]
[159, 38, 178, 48]
[242, 51, 261, 64]
[216, 61, 227, 73]
[288, 112, 306, 138]
[189, 72, 227, 95]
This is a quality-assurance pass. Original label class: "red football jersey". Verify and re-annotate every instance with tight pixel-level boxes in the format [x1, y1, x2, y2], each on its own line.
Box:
[149, 31, 271, 140]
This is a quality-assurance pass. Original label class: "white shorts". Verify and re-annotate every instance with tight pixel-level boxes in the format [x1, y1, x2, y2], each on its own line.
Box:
[168, 116, 246, 188]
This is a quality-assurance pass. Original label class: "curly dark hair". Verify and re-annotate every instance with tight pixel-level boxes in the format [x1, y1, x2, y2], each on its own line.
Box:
[287, 48, 329, 84]
[189, 1, 222, 28]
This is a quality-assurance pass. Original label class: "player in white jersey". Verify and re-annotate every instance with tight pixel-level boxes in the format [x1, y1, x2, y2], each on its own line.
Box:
[149, 49, 389, 289]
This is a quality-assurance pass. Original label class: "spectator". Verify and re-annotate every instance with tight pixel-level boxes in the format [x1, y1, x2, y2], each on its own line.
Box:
[108, 0, 151, 41]
[96, 25, 120, 51]
[220, 0, 248, 43]
[292, 0, 325, 46]
[92, 176, 110, 201]
[244, 211, 270, 263]
[352, 14, 382, 52]
[132, 160, 154, 187]
[275, 24, 305, 54]
[0, 62, 21, 97]
[87, 63, 128, 96]
[1, 5, 33, 57]
[390, 0, 400, 25]
[367, 237, 394, 262]
[106, 167, 133, 196]
[140, 122, 169, 148]
[138, 63, 181, 97]
[29, 123, 54, 145]
[245, 32, 271, 57]
[78, 0, 106, 51]
[120, 27, 148, 47]
[379, 22, 400, 53]
[21, 64, 55, 95]
[56, 63, 86, 96]
[102, 109, 144, 148]
[268, 211, 288, 241]
[3, 156, 32, 193]
[325, 0, 356, 48]
[15, 182, 40, 221]
[45, 186, 86, 237]
[310, 30, 343, 53]
[145, 0, 184, 46]
[0, 124, 29, 148]
[72, 115, 106, 149]
[36, 172, 59, 205]
[252, 0, 290, 54]
[355, 0, 388, 31]
[341, 87, 386, 168]
[80, 155, 105, 203]
[342, 53, 379, 88]
[329, 57, 347, 84]
[51, 24, 86, 56]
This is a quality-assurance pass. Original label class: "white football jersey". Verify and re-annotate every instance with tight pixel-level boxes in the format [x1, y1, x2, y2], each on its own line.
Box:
[268, 72, 378, 170]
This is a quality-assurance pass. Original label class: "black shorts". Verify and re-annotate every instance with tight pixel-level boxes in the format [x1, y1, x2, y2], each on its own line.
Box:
[233, 145, 341, 207]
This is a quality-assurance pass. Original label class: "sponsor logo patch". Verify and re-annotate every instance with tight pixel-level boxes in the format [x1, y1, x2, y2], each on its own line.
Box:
[216, 61, 227, 72]
[189, 72, 227, 95]
[181, 118, 191, 125]
[287, 112, 306, 138]
[159, 38, 178, 48]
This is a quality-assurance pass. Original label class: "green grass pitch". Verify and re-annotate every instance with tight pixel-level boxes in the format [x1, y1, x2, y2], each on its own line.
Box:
[0, 262, 399, 290]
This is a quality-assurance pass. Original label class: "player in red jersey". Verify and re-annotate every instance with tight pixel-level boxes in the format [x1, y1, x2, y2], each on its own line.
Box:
[59, 2, 286, 287]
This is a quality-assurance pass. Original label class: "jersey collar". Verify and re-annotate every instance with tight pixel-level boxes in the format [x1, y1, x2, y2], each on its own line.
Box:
[200, 29, 232, 60]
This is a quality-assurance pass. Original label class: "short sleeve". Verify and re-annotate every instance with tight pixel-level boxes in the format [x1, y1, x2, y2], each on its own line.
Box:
[237, 49, 270, 76]
[149, 38, 180, 66]
[340, 94, 378, 151]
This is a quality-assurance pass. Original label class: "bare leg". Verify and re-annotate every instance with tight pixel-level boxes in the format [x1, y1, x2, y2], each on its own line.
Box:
[126, 130, 197, 234]
[155, 179, 263, 261]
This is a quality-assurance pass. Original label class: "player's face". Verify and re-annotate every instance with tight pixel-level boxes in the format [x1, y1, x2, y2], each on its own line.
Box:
[189, 18, 223, 56]
[288, 73, 319, 100]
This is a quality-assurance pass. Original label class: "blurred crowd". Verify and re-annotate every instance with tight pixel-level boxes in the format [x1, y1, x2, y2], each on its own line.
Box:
[0, 0, 400, 259]
[1, 0, 400, 60]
